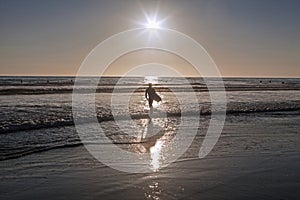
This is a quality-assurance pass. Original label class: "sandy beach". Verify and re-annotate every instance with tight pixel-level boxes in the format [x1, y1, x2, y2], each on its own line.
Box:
[1, 110, 299, 200]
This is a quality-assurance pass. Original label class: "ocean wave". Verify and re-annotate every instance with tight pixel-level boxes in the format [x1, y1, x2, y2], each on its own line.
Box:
[1, 101, 299, 134]
[1, 85, 300, 95]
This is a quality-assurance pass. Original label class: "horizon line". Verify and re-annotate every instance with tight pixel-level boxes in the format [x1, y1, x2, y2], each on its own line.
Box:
[0, 75, 299, 79]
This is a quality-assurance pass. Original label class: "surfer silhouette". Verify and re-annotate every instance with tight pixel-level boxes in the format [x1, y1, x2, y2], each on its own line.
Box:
[145, 83, 161, 108]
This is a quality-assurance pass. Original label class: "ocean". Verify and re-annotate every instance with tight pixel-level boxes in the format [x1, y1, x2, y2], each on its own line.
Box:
[0, 76, 299, 161]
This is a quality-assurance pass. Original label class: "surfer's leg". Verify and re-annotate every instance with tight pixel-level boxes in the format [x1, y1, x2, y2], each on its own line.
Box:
[149, 98, 153, 107]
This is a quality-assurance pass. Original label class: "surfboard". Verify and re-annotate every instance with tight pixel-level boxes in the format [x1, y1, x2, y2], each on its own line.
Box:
[153, 92, 162, 102]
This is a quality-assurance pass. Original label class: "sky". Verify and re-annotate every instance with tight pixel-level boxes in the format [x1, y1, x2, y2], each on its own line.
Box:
[0, 0, 299, 77]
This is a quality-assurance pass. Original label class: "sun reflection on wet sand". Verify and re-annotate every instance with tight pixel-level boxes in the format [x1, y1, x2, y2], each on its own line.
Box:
[145, 179, 162, 200]
[136, 114, 179, 172]
[133, 114, 178, 173]
[150, 140, 165, 172]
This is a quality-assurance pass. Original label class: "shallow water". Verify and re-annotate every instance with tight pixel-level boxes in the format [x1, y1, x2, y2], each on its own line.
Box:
[0, 77, 299, 161]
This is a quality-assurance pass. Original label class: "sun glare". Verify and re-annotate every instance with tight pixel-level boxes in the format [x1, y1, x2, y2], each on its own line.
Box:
[150, 140, 164, 172]
[145, 19, 160, 29]
[144, 76, 158, 84]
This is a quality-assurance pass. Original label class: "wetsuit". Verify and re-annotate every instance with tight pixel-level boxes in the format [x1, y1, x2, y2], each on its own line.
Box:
[145, 87, 156, 107]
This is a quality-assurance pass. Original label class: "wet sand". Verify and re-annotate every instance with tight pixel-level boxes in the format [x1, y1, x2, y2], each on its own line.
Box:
[0, 111, 299, 200]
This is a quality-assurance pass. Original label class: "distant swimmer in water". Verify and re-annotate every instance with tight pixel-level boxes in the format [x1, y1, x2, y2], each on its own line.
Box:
[145, 83, 161, 108]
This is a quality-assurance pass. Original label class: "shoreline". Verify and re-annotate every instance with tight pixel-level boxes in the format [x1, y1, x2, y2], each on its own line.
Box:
[1, 110, 300, 160]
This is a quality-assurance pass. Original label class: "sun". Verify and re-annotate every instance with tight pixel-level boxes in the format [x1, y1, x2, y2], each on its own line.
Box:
[145, 19, 160, 29]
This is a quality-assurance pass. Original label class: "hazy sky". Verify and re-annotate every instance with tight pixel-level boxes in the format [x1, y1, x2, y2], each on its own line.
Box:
[0, 0, 299, 77]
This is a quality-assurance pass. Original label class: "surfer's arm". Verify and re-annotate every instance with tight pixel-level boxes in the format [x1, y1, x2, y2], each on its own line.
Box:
[145, 89, 148, 99]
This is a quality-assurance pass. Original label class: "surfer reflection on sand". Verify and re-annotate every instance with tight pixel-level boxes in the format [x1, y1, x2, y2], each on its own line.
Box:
[107, 116, 179, 172]
[138, 116, 180, 172]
